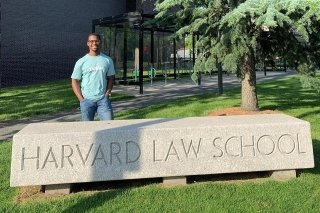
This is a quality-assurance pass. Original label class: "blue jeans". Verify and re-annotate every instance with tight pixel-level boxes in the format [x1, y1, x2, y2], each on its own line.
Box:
[80, 96, 114, 121]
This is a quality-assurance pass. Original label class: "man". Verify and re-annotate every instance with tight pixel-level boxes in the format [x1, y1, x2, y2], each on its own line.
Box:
[71, 33, 115, 121]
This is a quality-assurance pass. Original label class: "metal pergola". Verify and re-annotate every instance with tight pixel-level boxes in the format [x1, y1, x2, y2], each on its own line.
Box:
[92, 12, 197, 94]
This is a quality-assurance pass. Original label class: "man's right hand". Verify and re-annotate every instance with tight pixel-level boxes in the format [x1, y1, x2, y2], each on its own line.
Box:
[71, 79, 84, 102]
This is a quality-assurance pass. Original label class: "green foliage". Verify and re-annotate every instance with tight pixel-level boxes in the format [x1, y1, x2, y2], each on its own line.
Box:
[156, 0, 320, 78]
[300, 72, 320, 93]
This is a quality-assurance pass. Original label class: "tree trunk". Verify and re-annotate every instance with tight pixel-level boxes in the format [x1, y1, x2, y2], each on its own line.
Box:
[241, 52, 259, 111]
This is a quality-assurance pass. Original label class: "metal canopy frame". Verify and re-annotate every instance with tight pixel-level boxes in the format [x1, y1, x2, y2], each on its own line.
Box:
[92, 11, 226, 96]
[92, 12, 180, 94]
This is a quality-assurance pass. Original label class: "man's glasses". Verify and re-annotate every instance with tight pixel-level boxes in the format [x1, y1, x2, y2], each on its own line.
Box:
[88, 40, 100, 44]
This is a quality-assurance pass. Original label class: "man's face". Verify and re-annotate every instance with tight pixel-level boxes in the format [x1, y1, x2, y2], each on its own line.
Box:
[87, 35, 101, 52]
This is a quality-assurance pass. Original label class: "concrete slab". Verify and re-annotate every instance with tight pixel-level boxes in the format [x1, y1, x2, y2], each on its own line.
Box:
[44, 184, 72, 195]
[10, 114, 314, 188]
[163, 176, 187, 186]
[269, 170, 297, 180]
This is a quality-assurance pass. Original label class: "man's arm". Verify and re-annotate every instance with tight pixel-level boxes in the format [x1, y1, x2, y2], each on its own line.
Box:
[71, 79, 84, 101]
[105, 75, 115, 96]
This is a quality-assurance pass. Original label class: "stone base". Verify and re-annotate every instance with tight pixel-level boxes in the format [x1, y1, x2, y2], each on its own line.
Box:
[10, 115, 314, 188]
[163, 176, 187, 186]
[269, 170, 296, 180]
[44, 184, 72, 195]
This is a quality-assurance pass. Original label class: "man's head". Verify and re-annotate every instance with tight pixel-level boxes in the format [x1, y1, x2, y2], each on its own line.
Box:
[87, 33, 101, 55]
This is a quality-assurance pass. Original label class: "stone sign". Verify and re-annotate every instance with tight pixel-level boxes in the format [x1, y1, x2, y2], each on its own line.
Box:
[10, 114, 314, 191]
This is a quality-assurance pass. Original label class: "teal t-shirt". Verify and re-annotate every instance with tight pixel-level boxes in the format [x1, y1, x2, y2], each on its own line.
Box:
[71, 53, 115, 101]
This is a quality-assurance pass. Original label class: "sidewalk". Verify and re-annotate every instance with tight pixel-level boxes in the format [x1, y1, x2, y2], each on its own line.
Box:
[0, 71, 296, 141]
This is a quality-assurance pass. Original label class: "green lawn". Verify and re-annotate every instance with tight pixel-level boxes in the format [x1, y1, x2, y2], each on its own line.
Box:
[0, 79, 134, 122]
[1, 76, 319, 212]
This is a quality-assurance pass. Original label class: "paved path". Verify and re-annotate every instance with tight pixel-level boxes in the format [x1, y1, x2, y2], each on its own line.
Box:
[0, 71, 296, 141]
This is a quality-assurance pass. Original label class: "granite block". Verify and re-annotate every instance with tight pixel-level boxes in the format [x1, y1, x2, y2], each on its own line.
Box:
[163, 176, 187, 186]
[10, 114, 314, 187]
[269, 170, 297, 180]
[44, 184, 72, 195]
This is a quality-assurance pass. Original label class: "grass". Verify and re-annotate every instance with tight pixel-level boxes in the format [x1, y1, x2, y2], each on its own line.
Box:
[1, 76, 320, 212]
[116, 92, 239, 119]
[0, 79, 134, 122]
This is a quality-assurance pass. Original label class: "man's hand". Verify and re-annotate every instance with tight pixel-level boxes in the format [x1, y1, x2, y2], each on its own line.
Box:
[106, 90, 112, 97]
[71, 79, 84, 101]
[106, 75, 114, 97]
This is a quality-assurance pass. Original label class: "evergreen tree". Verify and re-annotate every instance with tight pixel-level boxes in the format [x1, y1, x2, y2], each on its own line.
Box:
[155, 0, 320, 110]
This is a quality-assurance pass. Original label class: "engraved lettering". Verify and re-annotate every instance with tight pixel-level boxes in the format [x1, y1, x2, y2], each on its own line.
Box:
[61, 145, 74, 168]
[21, 147, 40, 170]
[225, 136, 240, 157]
[17, 131, 309, 173]
[165, 140, 180, 161]
[91, 144, 107, 166]
[41, 147, 58, 169]
[181, 138, 201, 158]
[76, 144, 93, 166]
[256, 135, 275, 156]
[297, 134, 307, 154]
[212, 137, 223, 157]
[278, 134, 295, 154]
[126, 141, 141, 163]
[153, 140, 162, 162]
[241, 136, 255, 157]
[110, 142, 121, 164]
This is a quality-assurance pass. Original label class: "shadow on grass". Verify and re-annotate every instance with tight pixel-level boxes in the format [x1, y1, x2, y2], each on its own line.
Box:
[62, 178, 162, 213]
[61, 190, 123, 213]
[292, 110, 320, 121]
[116, 92, 240, 120]
[119, 77, 319, 120]
[301, 140, 320, 176]
[258, 77, 320, 112]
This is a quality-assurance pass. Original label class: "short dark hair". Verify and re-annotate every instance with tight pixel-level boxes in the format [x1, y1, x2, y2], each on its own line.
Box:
[88, 33, 101, 41]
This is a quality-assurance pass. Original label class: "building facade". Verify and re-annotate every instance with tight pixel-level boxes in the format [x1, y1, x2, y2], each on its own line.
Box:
[0, 0, 156, 87]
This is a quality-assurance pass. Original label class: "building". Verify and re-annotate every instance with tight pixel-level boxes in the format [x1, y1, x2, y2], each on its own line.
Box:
[0, 0, 157, 88]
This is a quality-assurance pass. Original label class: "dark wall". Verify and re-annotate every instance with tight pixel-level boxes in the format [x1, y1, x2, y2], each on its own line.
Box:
[126, 0, 138, 12]
[1, 0, 126, 87]
[126, 0, 156, 14]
